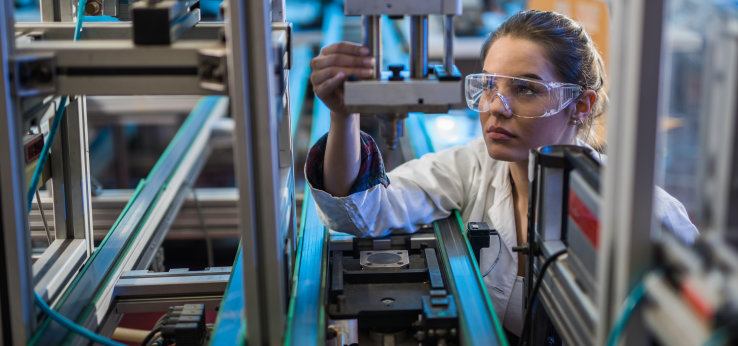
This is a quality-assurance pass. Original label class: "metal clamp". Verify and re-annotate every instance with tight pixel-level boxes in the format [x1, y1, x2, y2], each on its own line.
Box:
[197, 49, 228, 93]
[11, 54, 56, 97]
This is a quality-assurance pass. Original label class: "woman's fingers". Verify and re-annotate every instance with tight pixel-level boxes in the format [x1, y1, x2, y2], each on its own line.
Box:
[310, 53, 375, 70]
[310, 66, 373, 86]
[314, 71, 346, 98]
[320, 42, 370, 56]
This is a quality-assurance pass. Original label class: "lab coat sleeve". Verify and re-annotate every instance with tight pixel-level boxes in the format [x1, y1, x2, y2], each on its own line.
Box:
[653, 186, 699, 244]
[306, 132, 476, 238]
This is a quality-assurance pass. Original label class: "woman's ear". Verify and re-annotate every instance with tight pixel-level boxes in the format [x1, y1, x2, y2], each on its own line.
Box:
[573, 90, 597, 123]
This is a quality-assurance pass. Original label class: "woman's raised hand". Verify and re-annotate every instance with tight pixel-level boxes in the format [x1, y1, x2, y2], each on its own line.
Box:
[309, 42, 375, 116]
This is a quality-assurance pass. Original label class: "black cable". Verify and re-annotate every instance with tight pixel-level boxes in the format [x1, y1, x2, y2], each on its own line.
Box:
[140, 327, 162, 346]
[518, 249, 567, 346]
[482, 232, 503, 277]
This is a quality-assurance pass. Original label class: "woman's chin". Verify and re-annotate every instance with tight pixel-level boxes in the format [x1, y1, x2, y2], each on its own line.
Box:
[486, 144, 527, 162]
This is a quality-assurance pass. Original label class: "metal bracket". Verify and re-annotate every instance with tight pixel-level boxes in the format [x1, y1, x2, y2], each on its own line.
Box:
[272, 22, 292, 70]
[197, 49, 228, 93]
[11, 54, 56, 98]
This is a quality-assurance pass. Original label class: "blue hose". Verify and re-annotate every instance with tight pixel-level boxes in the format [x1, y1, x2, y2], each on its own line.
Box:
[606, 278, 647, 346]
[26, 96, 67, 212]
[33, 292, 124, 346]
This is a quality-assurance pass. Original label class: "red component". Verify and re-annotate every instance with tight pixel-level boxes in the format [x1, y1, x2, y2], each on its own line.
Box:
[568, 190, 599, 250]
[680, 280, 714, 320]
[25, 135, 44, 163]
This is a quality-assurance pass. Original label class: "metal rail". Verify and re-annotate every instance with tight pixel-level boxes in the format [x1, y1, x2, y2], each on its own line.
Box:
[283, 4, 342, 344]
[433, 213, 507, 346]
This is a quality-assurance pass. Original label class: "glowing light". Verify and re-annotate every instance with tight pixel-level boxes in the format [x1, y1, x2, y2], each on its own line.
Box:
[434, 115, 456, 132]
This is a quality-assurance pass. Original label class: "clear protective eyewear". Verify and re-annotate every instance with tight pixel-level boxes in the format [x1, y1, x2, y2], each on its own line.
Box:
[465, 73, 583, 118]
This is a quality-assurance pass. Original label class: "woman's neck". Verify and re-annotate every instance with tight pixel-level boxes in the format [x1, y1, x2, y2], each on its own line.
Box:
[509, 160, 530, 202]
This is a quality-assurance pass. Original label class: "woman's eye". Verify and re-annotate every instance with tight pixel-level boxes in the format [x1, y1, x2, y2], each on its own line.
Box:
[516, 84, 541, 96]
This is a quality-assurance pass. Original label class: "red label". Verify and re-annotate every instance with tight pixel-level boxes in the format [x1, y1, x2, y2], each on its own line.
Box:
[569, 190, 599, 250]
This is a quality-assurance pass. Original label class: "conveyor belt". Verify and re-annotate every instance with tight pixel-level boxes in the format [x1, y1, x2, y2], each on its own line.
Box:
[434, 213, 508, 345]
[209, 247, 246, 346]
[283, 4, 341, 345]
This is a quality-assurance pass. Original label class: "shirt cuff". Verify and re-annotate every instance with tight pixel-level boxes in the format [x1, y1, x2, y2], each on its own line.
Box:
[305, 131, 390, 194]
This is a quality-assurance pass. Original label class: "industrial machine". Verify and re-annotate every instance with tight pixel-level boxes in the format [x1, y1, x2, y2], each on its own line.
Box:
[2, 0, 297, 343]
[3, 0, 737, 345]
[521, 144, 602, 345]
[343, 0, 463, 148]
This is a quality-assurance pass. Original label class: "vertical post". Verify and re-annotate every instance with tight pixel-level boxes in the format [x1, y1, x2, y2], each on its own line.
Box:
[226, 0, 287, 343]
[50, 96, 94, 254]
[444, 15, 454, 74]
[272, 0, 286, 23]
[0, 0, 34, 343]
[600, 0, 664, 344]
[363, 15, 382, 79]
[409, 15, 428, 79]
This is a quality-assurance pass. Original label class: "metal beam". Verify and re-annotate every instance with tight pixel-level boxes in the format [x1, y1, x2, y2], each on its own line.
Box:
[15, 40, 226, 96]
[0, 0, 34, 342]
[602, 0, 665, 344]
[225, 0, 289, 343]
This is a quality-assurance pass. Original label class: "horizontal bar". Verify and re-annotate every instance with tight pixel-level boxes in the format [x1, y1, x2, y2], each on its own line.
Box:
[15, 22, 223, 41]
[115, 268, 230, 297]
[344, 79, 462, 114]
[115, 296, 223, 314]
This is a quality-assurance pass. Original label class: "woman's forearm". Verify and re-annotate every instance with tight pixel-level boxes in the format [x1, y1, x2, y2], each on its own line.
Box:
[323, 112, 361, 196]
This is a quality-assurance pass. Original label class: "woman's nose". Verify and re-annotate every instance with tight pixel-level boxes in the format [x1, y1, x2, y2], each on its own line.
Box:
[488, 92, 513, 118]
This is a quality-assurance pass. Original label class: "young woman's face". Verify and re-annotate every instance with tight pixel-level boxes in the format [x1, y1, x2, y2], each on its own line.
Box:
[479, 36, 578, 162]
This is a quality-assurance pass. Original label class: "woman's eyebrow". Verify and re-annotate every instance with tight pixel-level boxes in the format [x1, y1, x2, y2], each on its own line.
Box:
[481, 71, 544, 81]
[518, 73, 543, 80]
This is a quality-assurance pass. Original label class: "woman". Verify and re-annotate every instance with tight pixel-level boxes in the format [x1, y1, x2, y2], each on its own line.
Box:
[306, 10, 697, 338]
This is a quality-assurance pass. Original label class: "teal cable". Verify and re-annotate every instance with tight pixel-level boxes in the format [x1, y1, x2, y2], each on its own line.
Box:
[26, 0, 86, 210]
[74, 0, 88, 40]
[703, 327, 728, 346]
[33, 292, 124, 346]
[26, 96, 68, 212]
[606, 278, 647, 346]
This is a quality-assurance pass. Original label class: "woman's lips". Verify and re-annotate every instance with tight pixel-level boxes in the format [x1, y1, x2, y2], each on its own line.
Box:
[486, 125, 514, 141]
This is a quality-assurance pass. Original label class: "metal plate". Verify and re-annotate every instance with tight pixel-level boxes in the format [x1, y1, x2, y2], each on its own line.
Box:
[360, 250, 410, 269]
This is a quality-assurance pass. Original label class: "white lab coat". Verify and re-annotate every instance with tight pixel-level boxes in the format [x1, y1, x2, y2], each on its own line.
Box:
[308, 136, 698, 334]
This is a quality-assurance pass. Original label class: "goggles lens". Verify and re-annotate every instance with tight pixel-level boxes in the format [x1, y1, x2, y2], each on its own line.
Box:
[465, 73, 583, 118]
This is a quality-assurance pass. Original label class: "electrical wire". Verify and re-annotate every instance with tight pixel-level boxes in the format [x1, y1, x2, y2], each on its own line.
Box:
[26, 96, 68, 212]
[605, 277, 648, 346]
[33, 292, 124, 346]
[482, 232, 502, 277]
[518, 249, 567, 346]
[140, 327, 162, 346]
[702, 327, 729, 346]
[35, 190, 52, 244]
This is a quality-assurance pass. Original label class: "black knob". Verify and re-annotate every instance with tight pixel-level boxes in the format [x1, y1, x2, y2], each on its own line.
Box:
[347, 74, 359, 82]
[388, 64, 405, 81]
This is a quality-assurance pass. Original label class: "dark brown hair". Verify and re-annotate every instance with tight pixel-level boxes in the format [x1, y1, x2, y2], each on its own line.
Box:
[481, 10, 608, 148]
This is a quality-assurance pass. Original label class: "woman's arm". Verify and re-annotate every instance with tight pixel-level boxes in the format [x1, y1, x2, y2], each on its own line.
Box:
[323, 112, 360, 196]
[309, 42, 374, 196]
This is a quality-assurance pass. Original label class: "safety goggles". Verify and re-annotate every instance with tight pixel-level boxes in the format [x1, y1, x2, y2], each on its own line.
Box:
[465, 73, 583, 118]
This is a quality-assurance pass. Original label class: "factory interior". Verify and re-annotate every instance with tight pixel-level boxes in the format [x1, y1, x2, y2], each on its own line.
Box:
[1, 0, 737, 345]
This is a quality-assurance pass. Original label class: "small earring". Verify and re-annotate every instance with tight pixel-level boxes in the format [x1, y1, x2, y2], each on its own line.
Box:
[571, 118, 583, 127]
